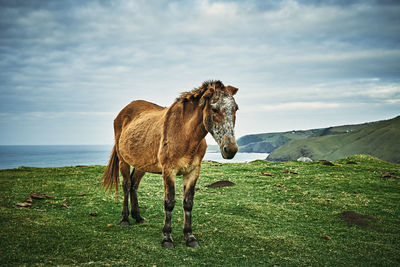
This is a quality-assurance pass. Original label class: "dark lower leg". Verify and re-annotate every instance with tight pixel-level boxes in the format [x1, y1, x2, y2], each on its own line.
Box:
[130, 168, 145, 223]
[162, 177, 175, 248]
[120, 178, 130, 226]
[183, 185, 198, 248]
[119, 162, 131, 226]
[130, 188, 144, 223]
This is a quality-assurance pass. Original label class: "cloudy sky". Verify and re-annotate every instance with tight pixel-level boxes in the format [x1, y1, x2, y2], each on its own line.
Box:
[1, 0, 399, 145]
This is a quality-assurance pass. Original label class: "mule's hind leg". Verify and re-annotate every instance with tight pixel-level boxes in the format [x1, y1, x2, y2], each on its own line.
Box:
[130, 168, 145, 223]
[119, 161, 131, 226]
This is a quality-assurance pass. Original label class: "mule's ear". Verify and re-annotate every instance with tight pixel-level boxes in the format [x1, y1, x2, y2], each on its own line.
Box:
[226, 85, 238, 95]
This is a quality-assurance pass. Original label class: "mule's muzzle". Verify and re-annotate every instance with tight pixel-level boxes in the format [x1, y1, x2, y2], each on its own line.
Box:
[221, 142, 238, 159]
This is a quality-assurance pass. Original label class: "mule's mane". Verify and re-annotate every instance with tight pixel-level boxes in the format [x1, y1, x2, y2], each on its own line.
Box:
[176, 80, 224, 103]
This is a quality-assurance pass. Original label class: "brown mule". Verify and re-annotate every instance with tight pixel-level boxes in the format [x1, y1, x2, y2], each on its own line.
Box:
[102, 80, 239, 248]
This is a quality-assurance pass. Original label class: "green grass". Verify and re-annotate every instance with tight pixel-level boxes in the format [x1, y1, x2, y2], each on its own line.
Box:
[1, 155, 400, 266]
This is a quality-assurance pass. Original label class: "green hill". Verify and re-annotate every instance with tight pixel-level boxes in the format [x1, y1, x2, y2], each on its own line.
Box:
[267, 116, 400, 163]
[238, 129, 323, 153]
[238, 122, 367, 153]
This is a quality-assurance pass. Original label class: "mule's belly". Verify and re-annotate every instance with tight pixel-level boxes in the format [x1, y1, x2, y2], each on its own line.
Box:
[118, 114, 163, 173]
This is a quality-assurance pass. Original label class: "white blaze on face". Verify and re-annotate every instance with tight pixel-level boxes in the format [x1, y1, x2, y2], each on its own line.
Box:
[209, 92, 238, 158]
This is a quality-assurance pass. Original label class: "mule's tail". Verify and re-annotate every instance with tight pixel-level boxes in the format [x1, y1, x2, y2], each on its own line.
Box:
[101, 144, 120, 196]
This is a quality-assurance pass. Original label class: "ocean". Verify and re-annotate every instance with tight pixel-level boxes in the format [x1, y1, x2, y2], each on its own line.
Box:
[0, 145, 268, 169]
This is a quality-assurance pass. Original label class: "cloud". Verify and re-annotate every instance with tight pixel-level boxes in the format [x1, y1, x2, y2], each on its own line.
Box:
[0, 111, 115, 123]
[386, 99, 400, 104]
[0, 0, 399, 144]
[364, 86, 400, 99]
[258, 102, 342, 111]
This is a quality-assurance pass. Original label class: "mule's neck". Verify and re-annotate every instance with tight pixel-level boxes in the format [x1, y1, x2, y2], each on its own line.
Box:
[181, 100, 208, 142]
[166, 100, 208, 148]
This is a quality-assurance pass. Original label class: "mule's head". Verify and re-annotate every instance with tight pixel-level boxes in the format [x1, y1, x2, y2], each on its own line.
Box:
[201, 81, 239, 159]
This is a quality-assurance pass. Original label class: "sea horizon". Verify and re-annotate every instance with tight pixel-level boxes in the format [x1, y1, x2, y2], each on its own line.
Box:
[0, 145, 268, 170]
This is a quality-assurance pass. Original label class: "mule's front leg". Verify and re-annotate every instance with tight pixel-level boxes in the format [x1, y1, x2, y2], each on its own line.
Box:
[183, 167, 200, 248]
[162, 169, 176, 248]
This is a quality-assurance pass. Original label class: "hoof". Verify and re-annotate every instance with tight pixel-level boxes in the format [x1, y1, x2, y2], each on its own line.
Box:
[186, 236, 199, 248]
[119, 220, 130, 226]
[162, 240, 174, 249]
[135, 217, 145, 224]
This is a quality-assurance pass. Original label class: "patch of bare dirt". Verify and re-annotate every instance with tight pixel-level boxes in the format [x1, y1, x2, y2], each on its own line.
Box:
[16, 202, 32, 207]
[381, 171, 400, 179]
[321, 235, 331, 240]
[206, 180, 235, 188]
[16, 192, 53, 208]
[283, 169, 298, 174]
[339, 211, 377, 228]
[204, 160, 222, 167]
[261, 172, 274, 177]
[30, 192, 53, 200]
[60, 198, 71, 208]
[320, 160, 335, 166]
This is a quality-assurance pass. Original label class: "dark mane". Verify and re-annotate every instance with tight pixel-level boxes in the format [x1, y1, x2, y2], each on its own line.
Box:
[176, 80, 224, 103]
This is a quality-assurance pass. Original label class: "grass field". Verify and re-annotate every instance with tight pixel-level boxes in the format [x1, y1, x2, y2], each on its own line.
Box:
[1, 155, 399, 266]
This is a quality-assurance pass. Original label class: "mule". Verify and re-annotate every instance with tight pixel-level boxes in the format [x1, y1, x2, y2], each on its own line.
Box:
[102, 80, 239, 248]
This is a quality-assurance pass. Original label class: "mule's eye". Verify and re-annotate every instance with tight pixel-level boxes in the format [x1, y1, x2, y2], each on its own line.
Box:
[212, 107, 218, 113]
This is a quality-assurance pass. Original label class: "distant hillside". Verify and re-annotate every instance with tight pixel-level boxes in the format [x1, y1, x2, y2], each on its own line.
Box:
[238, 122, 367, 153]
[267, 116, 400, 163]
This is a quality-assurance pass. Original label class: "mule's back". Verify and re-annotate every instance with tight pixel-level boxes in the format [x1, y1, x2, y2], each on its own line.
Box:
[114, 100, 165, 144]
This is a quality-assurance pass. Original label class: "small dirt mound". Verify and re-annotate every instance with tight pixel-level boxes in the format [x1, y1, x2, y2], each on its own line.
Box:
[16, 192, 53, 208]
[30, 192, 53, 200]
[320, 160, 335, 166]
[261, 172, 274, 177]
[204, 160, 222, 167]
[206, 180, 235, 188]
[339, 211, 377, 228]
[381, 172, 399, 179]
